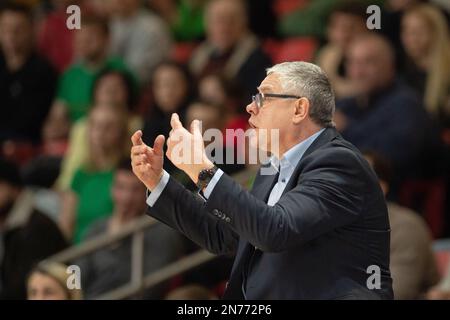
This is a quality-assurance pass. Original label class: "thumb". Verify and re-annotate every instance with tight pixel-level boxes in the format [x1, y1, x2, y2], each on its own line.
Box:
[190, 119, 202, 138]
[153, 135, 165, 156]
[170, 113, 183, 130]
[131, 130, 143, 146]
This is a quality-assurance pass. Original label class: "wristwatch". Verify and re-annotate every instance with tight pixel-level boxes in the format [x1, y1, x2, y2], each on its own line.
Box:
[196, 166, 219, 191]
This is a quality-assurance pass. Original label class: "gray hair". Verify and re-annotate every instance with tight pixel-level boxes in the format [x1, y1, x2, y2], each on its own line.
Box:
[266, 62, 335, 128]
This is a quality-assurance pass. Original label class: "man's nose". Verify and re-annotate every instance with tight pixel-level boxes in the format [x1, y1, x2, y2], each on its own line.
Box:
[246, 101, 258, 115]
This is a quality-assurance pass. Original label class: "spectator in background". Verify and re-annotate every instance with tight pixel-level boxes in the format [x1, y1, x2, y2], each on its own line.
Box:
[41, 101, 71, 157]
[56, 14, 135, 123]
[109, 0, 172, 85]
[335, 33, 432, 194]
[364, 151, 439, 300]
[0, 158, 67, 299]
[401, 3, 450, 127]
[37, 0, 81, 72]
[185, 101, 245, 177]
[198, 73, 248, 133]
[142, 61, 195, 175]
[59, 104, 130, 244]
[27, 262, 83, 300]
[380, 0, 422, 59]
[316, 1, 368, 99]
[278, 0, 383, 39]
[0, 3, 57, 147]
[56, 69, 140, 191]
[189, 0, 271, 100]
[147, 0, 206, 42]
[76, 159, 185, 299]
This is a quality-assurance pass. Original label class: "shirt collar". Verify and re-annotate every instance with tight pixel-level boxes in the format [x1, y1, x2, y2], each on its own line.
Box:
[270, 128, 326, 172]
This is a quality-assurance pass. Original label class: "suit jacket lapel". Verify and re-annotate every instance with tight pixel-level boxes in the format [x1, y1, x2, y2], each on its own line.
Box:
[224, 128, 339, 299]
[280, 127, 340, 198]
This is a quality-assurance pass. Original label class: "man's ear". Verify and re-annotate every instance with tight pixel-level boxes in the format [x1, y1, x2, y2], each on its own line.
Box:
[292, 98, 309, 125]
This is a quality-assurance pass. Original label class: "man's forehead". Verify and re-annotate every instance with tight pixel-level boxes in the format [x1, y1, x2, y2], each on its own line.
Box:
[258, 74, 281, 92]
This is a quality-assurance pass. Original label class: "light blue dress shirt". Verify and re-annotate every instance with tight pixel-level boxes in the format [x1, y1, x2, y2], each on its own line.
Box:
[146, 129, 325, 207]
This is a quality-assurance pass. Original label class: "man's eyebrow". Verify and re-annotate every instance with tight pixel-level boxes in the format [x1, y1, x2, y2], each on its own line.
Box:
[258, 85, 274, 92]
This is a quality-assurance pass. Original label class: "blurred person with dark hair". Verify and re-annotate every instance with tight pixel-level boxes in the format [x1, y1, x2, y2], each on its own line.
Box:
[316, 1, 368, 99]
[108, 0, 172, 84]
[55, 14, 135, 123]
[0, 2, 57, 148]
[185, 101, 245, 177]
[59, 104, 130, 244]
[0, 158, 67, 299]
[189, 0, 271, 101]
[166, 284, 218, 300]
[27, 261, 83, 300]
[335, 33, 435, 195]
[364, 151, 439, 299]
[142, 61, 195, 175]
[401, 3, 450, 127]
[198, 73, 248, 134]
[56, 69, 141, 191]
[75, 159, 185, 299]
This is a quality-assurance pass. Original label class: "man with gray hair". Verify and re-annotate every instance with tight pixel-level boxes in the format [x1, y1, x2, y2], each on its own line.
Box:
[131, 61, 394, 299]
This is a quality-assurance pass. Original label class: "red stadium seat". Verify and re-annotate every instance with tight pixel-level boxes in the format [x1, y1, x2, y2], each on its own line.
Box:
[399, 178, 447, 239]
[171, 42, 198, 64]
[264, 37, 318, 64]
[273, 0, 308, 17]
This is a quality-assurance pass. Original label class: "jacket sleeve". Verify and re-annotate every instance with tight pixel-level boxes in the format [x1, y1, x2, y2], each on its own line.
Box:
[204, 147, 369, 252]
[147, 176, 239, 255]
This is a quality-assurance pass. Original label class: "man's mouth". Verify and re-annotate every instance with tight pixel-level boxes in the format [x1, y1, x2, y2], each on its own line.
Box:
[248, 120, 257, 129]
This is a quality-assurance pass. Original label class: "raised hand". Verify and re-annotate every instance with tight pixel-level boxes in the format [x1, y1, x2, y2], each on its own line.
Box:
[130, 130, 165, 191]
[166, 113, 214, 183]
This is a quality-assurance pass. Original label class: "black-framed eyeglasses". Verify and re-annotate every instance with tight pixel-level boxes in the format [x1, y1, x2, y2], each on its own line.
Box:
[252, 92, 302, 108]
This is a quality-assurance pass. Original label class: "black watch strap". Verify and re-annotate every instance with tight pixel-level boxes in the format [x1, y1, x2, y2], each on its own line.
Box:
[196, 166, 218, 191]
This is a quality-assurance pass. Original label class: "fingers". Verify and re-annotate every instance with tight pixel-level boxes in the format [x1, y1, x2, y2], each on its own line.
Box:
[131, 153, 149, 166]
[131, 130, 143, 146]
[170, 113, 183, 130]
[190, 119, 202, 138]
[131, 144, 151, 156]
[153, 135, 165, 156]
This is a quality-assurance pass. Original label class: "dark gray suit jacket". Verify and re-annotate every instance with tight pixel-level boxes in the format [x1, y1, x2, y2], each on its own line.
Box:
[147, 127, 394, 299]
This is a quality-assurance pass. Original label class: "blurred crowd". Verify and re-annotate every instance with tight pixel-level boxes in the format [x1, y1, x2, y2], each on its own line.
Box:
[0, 0, 450, 300]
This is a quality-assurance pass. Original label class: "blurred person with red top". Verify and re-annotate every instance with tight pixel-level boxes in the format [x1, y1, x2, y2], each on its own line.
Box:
[37, 0, 83, 72]
[142, 61, 195, 176]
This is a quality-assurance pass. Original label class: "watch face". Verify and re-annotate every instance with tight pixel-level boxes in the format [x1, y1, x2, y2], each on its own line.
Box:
[199, 169, 213, 181]
[198, 167, 217, 189]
